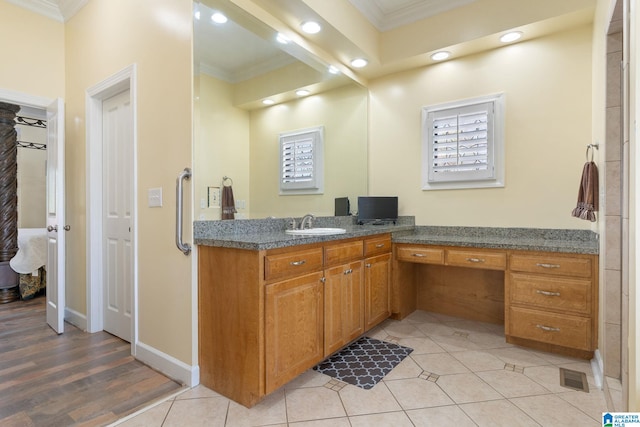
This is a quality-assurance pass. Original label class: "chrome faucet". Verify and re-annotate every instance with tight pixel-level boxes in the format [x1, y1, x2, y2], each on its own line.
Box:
[299, 214, 315, 230]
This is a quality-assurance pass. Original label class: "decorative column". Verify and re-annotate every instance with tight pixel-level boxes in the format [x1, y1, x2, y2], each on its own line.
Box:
[0, 102, 20, 303]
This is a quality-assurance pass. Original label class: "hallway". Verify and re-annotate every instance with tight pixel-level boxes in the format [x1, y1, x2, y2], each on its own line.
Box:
[0, 296, 184, 426]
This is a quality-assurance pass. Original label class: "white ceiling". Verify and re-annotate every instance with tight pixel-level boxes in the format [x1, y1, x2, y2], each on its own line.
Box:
[10, 0, 596, 90]
[9, 0, 477, 30]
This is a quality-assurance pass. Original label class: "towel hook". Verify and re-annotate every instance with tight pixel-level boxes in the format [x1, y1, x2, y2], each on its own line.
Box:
[586, 144, 599, 162]
[222, 176, 233, 187]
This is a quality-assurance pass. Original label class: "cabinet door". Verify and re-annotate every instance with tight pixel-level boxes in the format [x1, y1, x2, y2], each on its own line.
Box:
[365, 253, 391, 331]
[265, 271, 324, 393]
[324, 261, 364, 356]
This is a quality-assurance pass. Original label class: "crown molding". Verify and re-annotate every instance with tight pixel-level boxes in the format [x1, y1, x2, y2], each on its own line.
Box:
[349, 0, 477, 32]
[6, 0, 88, 22]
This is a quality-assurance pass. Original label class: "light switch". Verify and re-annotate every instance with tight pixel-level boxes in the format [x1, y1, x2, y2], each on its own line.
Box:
[148, 187, 163, 207]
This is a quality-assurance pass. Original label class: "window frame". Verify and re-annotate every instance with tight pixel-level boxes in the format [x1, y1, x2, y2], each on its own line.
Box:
[421, 93, 505, 191]
[279, 126, 324, 195]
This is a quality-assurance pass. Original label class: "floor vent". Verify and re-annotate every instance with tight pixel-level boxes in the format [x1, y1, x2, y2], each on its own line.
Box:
[559, 368, 589, 392]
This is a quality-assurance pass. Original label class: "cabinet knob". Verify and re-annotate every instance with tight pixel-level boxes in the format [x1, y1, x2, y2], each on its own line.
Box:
[343, 269, 353, 275]
[365, 263, 372, 268]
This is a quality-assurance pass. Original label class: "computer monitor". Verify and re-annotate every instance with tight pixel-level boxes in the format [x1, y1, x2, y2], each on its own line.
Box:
[357, 196, 398, 225]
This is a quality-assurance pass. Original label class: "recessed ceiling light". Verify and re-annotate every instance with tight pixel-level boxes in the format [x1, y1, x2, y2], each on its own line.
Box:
[350, 58, 368, 68]
[262, 99, 275, 105]
[276, 33, 289, 44]
[301, 21, 321, 34]
[431, 51, 451, 61]
[500, 31, 522, 43]
[328, 65, 340, 75]
[296, 89, 310, 96]
[211, 12, 228, 24]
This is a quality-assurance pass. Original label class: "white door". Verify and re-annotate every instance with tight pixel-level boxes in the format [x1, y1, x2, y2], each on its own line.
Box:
[102, 90, 133, 342]
[46, 98, 65, 334]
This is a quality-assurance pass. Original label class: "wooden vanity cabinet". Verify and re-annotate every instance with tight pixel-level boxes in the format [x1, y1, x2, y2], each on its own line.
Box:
[265, 271, 324, 393]
[364, 253, 391, 331]
[199, 233, 392, 408]
[505, 251, 598, 359]
[324, 260, 364, 355]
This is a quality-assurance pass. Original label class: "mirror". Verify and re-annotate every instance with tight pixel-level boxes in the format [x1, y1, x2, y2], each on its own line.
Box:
[194, 0, 368, 220]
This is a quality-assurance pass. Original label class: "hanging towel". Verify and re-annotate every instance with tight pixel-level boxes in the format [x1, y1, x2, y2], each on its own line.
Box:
[221, 185, 237, 220]
[571, 161, 599, 222]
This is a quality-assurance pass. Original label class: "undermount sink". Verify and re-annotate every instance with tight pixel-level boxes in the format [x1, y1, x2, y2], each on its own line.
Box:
[285, 227, 347, 236]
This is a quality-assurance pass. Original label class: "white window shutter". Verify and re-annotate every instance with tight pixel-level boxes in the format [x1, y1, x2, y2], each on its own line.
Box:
[279, 126, 324, 194]
[422, 94, 504, 190]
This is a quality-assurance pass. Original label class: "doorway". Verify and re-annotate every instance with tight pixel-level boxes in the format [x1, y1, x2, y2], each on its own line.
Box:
[86, 65, 138, 349]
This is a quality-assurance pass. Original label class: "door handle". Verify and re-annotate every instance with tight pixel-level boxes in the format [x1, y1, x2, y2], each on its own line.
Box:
[176, 167, 192, 255]
[63, 225, 71, 231]
[47, 225, 58, 232]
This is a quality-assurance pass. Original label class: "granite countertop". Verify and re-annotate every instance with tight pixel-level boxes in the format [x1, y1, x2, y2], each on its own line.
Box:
[394, 226, 599, 254]
[194, 218, 599, 254]
[194, 222, 414, 251]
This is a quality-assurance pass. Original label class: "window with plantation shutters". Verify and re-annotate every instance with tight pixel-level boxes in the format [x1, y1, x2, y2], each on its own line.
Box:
[279, 126, 324, 194]
[422, 94, 505, 190]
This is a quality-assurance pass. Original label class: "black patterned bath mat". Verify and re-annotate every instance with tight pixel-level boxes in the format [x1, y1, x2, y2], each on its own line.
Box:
[313, 336, 413, 389]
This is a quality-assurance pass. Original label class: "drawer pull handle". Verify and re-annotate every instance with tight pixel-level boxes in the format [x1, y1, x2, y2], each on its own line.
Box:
[343, 269, 353, 275]
[375, 243, 385, 248]
[289, 260, 306, 266]
[412, 253, 426, 257]
[536, 324, 560, 332]
[536, 263, 560, 269]
[466, 258, 485, 263]
[536, 290, 561, 297]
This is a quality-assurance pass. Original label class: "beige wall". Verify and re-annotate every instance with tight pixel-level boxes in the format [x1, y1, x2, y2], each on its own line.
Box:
[369, 24, 594, 228]
[249, 83, 368, 218]
[64, 0, 194, 364]
[0, 2, 65, 99]
[195, 74, 250, 220]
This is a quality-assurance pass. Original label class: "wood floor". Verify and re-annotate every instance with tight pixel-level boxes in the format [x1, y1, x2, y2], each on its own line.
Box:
[0, 296, 184, 427]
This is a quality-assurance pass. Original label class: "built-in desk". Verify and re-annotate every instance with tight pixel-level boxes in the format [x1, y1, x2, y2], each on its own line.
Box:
[392, 227, 599, 359]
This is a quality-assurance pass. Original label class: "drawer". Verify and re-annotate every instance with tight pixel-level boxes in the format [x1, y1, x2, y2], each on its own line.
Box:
[509, 254, 592, 278]
[446, 249, 506, 270]
[395, 245, 444, 264]
[264, 248, 324, 282]
[364, 235, 391, 257]
[509, 273, 592, 315]
[324, 240, 363, 267]
[508, 306, 591, 351]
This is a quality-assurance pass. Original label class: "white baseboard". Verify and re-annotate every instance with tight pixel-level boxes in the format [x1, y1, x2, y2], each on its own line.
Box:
[591, 349, 604, 390]
[135, 341, 200, 387]
[64, 307, 87, 331]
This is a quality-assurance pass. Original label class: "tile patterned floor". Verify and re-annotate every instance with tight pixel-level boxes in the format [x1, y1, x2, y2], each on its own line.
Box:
[111, 310, 617, 427]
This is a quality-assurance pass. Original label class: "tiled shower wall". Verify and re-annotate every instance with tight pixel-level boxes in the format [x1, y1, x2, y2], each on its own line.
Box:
[604, 0, 627, 410]
[604, 14, 622, 380]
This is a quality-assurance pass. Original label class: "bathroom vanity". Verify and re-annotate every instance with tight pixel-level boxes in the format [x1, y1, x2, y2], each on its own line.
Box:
[195, 219, 405, 407]
[195, 220, 598, 407]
